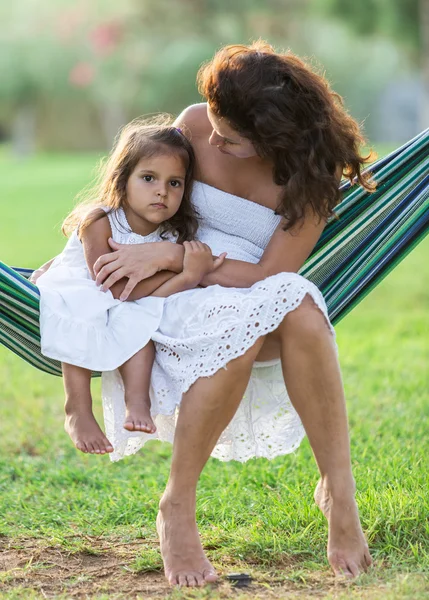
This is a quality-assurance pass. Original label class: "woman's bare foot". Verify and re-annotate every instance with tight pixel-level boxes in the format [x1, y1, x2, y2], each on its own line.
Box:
[314, 479, 372, 578]
[157, 495, 218, 587]
[123, 396, 156, 433]
[64, 409, 114, 454]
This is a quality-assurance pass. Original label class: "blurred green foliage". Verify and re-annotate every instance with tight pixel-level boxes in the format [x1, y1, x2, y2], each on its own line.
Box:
[0, 0, 424, 151]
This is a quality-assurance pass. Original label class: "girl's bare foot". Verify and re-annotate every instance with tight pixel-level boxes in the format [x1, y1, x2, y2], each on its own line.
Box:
[123, 396, 156, 433]
[314, 478, 372, 578]
[64, 409, 114, 454]
[157, 495, 218, 587]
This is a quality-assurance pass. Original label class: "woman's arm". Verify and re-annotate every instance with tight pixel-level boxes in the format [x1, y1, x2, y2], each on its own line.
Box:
[93, 209, 325, 298]
[82, 217, 177, 301]
[151, 242, 226, 298]
[93, 238, 184, 298]
[200, 211, 326, 288]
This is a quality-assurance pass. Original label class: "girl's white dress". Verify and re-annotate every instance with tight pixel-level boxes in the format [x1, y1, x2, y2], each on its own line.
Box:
[37, 208, 169, 371]
[102, 182, 335, 462]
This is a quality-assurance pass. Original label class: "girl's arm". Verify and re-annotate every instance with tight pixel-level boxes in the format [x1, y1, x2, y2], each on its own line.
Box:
[151, 242, 226, 298]
[82, 215, 176, 301]
[94, 238, 184, 299]
[93, 209, 326, 299]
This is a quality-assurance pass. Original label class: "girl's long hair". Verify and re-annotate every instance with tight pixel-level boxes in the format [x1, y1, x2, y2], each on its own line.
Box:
[198, 41, 375, 231]
[62, 115, 198, 243]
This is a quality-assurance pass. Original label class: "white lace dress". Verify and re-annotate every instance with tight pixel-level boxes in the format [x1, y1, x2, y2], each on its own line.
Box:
[37, 208, 168, 371]
[102, 182, 335, 462]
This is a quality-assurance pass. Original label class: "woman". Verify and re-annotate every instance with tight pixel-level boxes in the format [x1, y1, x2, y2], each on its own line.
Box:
[35, 42, 373, 585]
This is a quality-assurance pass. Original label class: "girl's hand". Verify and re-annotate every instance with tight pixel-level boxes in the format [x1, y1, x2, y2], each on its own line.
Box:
[94, 238, 182, 299]
[182, 241, 227, 285]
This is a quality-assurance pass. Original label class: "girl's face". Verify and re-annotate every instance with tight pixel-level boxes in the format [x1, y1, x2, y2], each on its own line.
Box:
[207, 106, 258, 159]
[125, 153, 186, 235]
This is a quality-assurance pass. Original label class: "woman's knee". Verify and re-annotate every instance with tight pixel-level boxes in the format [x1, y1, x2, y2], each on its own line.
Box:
[279, 294, 330, 340]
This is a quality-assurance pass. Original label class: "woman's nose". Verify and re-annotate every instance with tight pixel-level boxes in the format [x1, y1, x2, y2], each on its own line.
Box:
[209, 130, 224, 147]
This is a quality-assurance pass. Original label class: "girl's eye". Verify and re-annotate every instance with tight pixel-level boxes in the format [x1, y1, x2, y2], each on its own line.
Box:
[170, 180, 181, 188]
[142, 175, 153, 182]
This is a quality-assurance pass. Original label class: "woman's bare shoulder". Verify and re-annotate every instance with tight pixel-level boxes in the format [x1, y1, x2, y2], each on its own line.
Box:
[174, 103, 211, 139]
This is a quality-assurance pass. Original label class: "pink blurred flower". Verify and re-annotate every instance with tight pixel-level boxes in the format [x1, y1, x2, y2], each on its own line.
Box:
[90, 22, 122, 56]
[69, 62, 95, 87]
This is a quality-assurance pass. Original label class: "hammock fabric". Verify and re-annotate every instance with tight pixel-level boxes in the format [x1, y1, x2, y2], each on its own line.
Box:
[1, 129, 428, 377]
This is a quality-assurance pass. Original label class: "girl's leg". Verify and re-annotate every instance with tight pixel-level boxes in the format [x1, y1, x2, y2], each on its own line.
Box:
[118, 342, 156, 433]
[157, 338, 266, 587]
[273, 295, 372, 577]
[63, 363, 113, 454]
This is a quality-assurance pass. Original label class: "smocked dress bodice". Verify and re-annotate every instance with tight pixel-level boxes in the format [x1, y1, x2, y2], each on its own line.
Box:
[192, 181, 282, 263]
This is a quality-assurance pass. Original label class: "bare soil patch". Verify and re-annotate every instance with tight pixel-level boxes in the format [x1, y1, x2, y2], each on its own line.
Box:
[0, 537, 426, 599]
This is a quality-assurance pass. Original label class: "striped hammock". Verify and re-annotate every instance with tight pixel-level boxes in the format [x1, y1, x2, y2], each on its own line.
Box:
[1, 128, 428, 377]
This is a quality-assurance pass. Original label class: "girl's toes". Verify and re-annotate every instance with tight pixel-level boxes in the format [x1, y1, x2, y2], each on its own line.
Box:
[123, 419, 135, 431]
[96, 441, 106, 454]
[101, 439, 112, 453]
[86, 442, 96, 454]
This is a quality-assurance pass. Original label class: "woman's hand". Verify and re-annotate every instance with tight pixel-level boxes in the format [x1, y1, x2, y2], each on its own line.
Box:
[182, 241, 226, 286]
[29, 258, 55, 284]
[29, 268, 47, 285]
[94, 238, 183, 300]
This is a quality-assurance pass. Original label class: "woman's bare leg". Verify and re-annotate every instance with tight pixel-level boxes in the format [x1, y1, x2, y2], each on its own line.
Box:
[157, 339, 265, 587]
[63, 363, 114, 454]
[273, 295, 372, 577]
[158, 293, 371, 585]
[119, 343, 156, 433]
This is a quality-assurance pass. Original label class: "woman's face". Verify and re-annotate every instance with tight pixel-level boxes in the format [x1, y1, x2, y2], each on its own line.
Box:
[207, 106, 258, 159]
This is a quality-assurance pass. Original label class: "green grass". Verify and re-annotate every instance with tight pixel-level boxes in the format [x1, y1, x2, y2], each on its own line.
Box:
[0, 147, 428, 599]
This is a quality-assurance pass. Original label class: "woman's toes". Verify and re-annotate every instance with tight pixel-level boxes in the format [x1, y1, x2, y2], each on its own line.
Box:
[76, 441, 87, 453]
[331, 558, 352, 578]
[203, 570, 218, 583]
[178, 574, 187, 586]
[364, 550, 373, 568]
[187, 575, 197, 587]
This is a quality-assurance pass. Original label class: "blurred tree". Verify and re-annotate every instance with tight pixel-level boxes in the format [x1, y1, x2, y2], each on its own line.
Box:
[313, 0, 428, 128]
[0, 0, 420, 150]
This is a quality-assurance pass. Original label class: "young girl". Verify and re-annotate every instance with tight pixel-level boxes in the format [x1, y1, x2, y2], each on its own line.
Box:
[37, 118, 226, 456]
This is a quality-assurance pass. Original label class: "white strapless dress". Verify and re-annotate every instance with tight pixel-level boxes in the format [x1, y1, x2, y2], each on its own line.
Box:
[102, 182, 335, 462]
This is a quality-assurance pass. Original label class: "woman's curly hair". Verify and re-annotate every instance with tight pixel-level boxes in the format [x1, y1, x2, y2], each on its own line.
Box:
[198, 41, 374, 230]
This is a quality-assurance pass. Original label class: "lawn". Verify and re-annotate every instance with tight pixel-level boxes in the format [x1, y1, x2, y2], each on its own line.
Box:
[0, 149, 428, 599]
